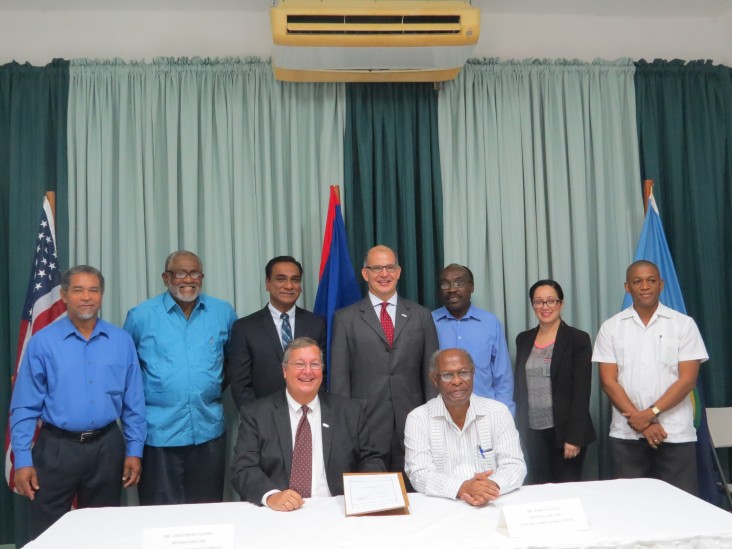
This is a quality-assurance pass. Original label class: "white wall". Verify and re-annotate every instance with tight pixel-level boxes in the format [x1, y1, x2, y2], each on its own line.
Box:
[0, 9, 729, 66]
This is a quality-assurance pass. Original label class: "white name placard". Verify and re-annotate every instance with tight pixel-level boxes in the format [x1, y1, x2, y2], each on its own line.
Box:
[142, 523, 235, 549]
[498, 498, 589, 538]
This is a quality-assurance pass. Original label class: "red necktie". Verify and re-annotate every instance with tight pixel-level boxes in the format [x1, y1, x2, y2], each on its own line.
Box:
[380, 302, 394, 346]
[289, 405, 312, 498]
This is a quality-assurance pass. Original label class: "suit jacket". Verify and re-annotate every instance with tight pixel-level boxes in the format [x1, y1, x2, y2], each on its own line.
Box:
[225, 306, 326, 410]
[231, 390, 385, 504]
[329, 296, 439, 457]
[514, 321, 596, 448]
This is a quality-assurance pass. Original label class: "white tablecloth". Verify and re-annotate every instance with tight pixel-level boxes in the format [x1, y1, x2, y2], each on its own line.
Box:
[26, 478, 732, 549]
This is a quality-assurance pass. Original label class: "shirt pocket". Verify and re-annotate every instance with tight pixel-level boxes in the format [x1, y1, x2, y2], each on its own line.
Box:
[658, 338, 680, 369]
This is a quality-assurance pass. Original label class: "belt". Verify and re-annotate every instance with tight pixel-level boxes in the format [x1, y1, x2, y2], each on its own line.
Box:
[42, 422, 116, 443]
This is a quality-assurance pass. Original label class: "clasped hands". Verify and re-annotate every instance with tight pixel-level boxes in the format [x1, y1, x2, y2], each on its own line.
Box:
[457, 470, 500, 507]
[622, 409, 667, 449]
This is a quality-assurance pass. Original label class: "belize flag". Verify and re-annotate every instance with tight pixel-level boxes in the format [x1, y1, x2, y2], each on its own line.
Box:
[313, 186, 361, 389]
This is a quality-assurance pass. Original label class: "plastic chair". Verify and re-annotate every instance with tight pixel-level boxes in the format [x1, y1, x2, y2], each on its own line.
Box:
[705, 407, 732, 511]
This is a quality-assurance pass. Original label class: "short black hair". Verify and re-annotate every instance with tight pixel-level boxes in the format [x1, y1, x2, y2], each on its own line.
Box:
[529, 279, 564, 301]
[439, 263, 474, 284]
[626, 260, 660, 281]
[265, 256, 303, 279]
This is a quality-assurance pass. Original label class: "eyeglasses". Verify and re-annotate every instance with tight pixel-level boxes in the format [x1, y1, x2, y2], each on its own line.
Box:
[165, 270, 204, 280]
[364, 264, 399, 274]
[438, 370, 473, 383]
[531, 298, 562, 309]
[439, 280, 466, 290]
[285, 361, 323, 370]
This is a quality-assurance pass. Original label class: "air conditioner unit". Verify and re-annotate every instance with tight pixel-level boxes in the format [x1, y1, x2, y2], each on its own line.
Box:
[270, 0, 480, 83]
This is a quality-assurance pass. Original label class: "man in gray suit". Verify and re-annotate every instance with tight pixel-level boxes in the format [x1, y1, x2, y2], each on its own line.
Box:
[231, 337, 384, 510]
[330, 245, 439, 476]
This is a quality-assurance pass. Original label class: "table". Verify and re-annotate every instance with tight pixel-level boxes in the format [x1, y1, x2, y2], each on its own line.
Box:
[26, 478, 732, 549]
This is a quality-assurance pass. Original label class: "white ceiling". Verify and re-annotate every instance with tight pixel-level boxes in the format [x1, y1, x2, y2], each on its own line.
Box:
[1, 0, 731, 16]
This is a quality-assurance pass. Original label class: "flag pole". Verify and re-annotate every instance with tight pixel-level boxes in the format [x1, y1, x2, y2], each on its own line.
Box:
[642, 179, 653, 215]
[45, 191, 56, 221]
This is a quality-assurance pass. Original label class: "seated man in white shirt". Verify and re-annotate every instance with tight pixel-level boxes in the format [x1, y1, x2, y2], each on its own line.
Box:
[405, 348, 526, 506]
[231, 337, 384, 511]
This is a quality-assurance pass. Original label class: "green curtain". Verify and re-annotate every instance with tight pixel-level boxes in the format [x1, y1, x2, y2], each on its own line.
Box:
[437, 59, 643, 479]
[635, 60, 732, 408]
[0, 59, 69, 548]
[67, 57, 345, 504]
[67, 57, 345, 323]
[343, 83, 444, 308]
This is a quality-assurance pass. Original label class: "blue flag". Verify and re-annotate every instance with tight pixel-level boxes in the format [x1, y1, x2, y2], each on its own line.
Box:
[624, 193, 719, 506]
[313, 186, 361, 389]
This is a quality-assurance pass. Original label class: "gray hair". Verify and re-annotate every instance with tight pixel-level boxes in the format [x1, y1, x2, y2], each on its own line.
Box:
[164, 250, 203, 272]
[61, 265, 105, 293]
[428, 348, 476, 375]
[282, 337, 323, 365]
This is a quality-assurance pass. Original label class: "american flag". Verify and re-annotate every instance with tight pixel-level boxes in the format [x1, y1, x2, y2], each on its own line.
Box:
[4, 195, 66, 491]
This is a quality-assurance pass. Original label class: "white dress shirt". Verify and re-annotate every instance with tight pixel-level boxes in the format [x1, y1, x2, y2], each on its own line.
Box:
[404, 394, 526, 500]
[592, 303, 708, 443]
[368, 292, 397, 326]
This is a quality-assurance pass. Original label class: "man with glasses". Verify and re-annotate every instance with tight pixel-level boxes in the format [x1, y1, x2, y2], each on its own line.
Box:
[330, 244, 438, 480]
[231, 337, 384, 510]
[226, 256, 326, 411]
[432, 264, 515, 414]
[405, 348, 525, 506]
[124, 250, 237, 505]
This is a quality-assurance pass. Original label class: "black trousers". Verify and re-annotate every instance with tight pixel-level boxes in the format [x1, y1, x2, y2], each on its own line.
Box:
[29, 424, 124, 539]
[138, 434, 226, 505]
[526, 427, 586, 484]
[609, 437, 698, 496]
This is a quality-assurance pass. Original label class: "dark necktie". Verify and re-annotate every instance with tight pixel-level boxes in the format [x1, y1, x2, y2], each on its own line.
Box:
[289, 405, 312, 498]
[281, 312, 293, 349]
[380, 302, 394, 346]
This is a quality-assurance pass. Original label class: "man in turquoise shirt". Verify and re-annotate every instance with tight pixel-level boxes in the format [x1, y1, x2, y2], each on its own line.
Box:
[124, 250, 237, 505]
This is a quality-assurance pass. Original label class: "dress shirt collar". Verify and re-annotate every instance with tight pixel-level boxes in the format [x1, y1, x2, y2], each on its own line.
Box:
[269, 302, 297, 322]
[620, 302, 674, 327]
[60, 315, 109, 341]
[368, 292, 398, 309]
[433, 303, 479, 322]
[163, 290, 205, 314]
[285, 389, 320, 415]
[434, 394, 479, 431]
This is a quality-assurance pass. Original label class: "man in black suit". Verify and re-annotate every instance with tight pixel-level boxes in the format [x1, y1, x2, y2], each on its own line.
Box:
[226, 256, 326, 410]
[231, 337, 384, 510]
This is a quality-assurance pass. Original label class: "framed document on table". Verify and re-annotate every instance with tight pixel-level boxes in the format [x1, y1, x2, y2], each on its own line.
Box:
[343, 472, 410, 516]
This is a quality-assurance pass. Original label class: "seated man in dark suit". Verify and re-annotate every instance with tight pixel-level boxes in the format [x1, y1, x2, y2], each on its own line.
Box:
[226, 256, 326, 410]
[231, 337, 384, 511]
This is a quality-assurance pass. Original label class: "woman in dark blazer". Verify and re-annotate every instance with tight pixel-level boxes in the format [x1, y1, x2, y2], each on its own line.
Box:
[514, 279, 595, 484]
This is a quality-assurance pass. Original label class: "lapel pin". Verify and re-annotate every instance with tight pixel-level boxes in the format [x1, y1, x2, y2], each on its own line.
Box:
[322, 423, 330, 428]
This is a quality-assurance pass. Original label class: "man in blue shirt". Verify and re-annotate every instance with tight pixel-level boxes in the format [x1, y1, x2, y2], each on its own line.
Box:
[10, 265, 146, 539]
[124, 251, 237, 505]
[432, 264, 515, 414]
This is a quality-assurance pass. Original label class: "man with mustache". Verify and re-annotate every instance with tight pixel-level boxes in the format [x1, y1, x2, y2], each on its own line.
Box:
[124, 250, 237, 505]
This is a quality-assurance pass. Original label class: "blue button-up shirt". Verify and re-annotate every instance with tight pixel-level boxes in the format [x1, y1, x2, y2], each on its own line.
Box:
[432, 304, 515, 414]
[10, 317, 147, 468]
[124, 292, 237, 447]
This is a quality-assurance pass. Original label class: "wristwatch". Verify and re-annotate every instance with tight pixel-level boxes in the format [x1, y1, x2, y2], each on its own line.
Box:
[650, 405, 661, 417]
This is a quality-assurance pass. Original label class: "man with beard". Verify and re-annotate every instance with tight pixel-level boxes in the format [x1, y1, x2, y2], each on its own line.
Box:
[124, 250, 237, 505]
